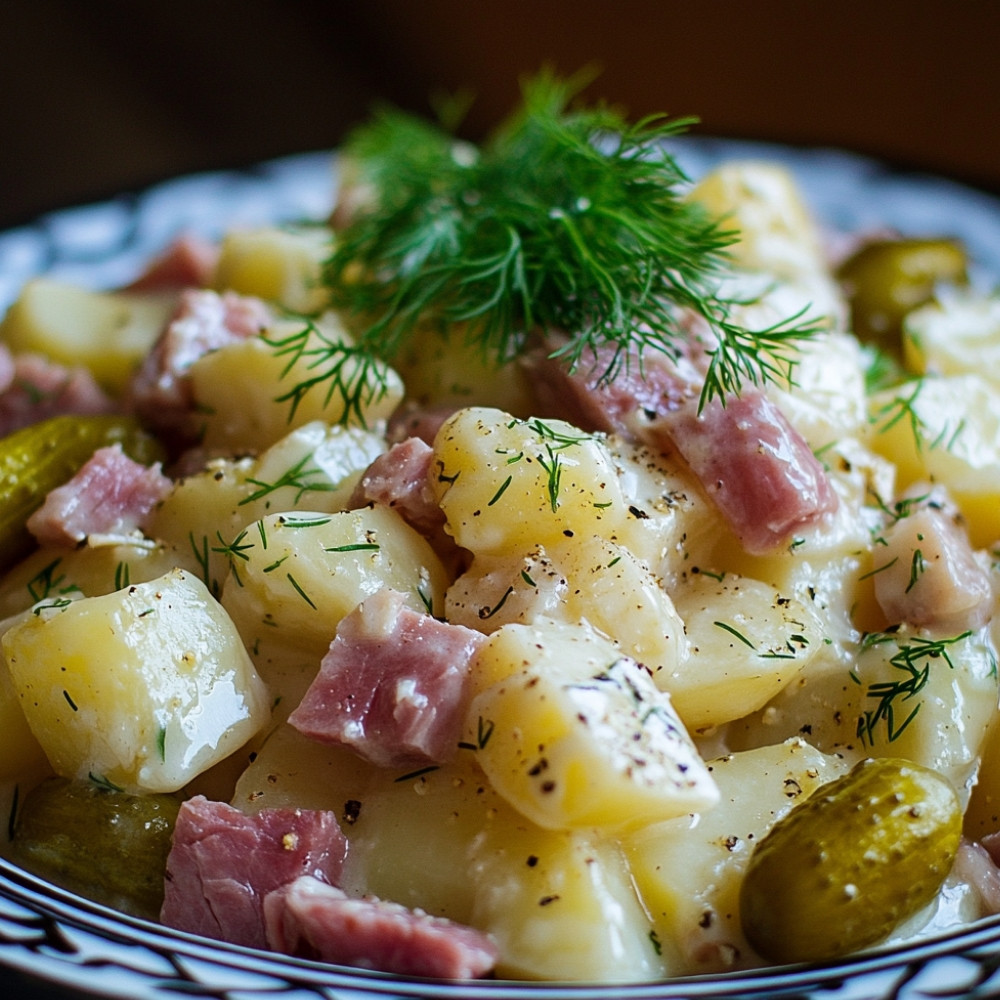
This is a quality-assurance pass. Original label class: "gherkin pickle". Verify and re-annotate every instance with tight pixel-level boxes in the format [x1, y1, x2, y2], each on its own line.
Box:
[837, 237, 968, 351]
[739, 757, 961, 965]
[0, 414, 163, 571]
[9, 777, 180, 920]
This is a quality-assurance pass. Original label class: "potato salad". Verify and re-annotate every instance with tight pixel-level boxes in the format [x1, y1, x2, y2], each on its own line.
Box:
[1, 83, 1000, 983]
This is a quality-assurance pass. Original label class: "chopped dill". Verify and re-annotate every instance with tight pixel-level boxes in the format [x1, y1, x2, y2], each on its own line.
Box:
[713, 620, 756, 649]
[856, 630, 971, 747]
[239, 454, 337, 507]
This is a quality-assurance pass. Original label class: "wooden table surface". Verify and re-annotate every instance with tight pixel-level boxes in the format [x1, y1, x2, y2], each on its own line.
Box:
[1, 0, 998, 230]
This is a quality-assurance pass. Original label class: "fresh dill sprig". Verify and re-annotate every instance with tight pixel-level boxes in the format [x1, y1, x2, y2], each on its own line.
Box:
[322, 70, 820, 416]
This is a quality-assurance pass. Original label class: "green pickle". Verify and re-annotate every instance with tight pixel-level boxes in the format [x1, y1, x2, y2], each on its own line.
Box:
[739, 757, 962, 965]
[0, 413, 162, 571]
[9, 777, 180, 920]
[837, 237, 968, 351]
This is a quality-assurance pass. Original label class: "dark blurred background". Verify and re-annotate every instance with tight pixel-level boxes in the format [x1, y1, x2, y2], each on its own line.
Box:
[1, 0, 999, 227]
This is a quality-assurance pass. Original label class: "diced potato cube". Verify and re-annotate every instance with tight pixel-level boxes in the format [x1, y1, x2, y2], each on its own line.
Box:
[850, 625, 997, 797]
[665, 574, 825, 731]
[606, 436, 715, 579]
[686, 161, 842, 327]
[0, 646, 49, 781]
[340, 756, 503, 924]
[146, 420, 386, 595]
[390, 321, 535, 416]
[0, 539, 179, 621]
[770, 330, 870, 442]
[467, 620, 717, 831]
[687, 162, 827, 278]
[624, 738, 849, 975]
[2, 569, 270, 793]
[220, 506, 449, 659]
[213, 225, 332, 314]
[447, 534, 684, 676]
[188, 315, 403, 450]
[445, 547, 569, 632]
[470, 814, 667, 981]
[327, 746, 666, 980]
[431, 407, 628, 556]
[232, 722, 376, 818]
[903, 289, 1000, 387]
[0, 278, 176, 393]
[867, 374, 1000, 547]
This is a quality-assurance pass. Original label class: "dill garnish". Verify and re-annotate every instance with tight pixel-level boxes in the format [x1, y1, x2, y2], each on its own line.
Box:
[239, 454, 337, 507]
[713, 620, 756, 649]
[855, 631, 971, 747]
[322, 70, 821, 417]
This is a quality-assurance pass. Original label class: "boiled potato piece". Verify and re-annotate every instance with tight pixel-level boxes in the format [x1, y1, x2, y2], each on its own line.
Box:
[232, 722, 376, 819]
[687, 162, 826, 278]
[147, 420, 386, 595]
[0, 278, 175, 393]
[687, 161, 842, 327]
[470, 815, 666, 981]
[468, 620, 718, 831]
[867, 374, 1000, 546]
[447, 535, 684, 676]
[2, 568, 270, 793]
[903, 290, 1000, 385]
[770, 330, 869, 442]
[0, 539, 180, 621]
[390, 321, 535, 416]
[213, 225, 331, 314]
[340, 755, 502, 923]
[624, 738, 850, 975]
[606, 436, 718, 580]
[333, 747, 667, 980]
[553, 537, 684, 677]
[189, 315, 403, 450]
[665, 574, 825, 731]
[446, 547, 568, 632]
[220, 506, 449, 659]
[432, 407, 628, 556]
[850, 625, 997, 797]
[0, 646, 49, 781]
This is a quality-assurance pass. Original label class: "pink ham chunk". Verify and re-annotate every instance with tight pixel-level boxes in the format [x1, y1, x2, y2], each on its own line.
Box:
[386, 403, 458, 446]
[289, 588, 485, 769]
[264, 876, 498, 979]
[349, 437, 446, 537]
[652, 390, 839, 555]
[161, 796, 347, 950]
[26, 444, 171, 547]
[126, 233, 219, 292]
[0, 345, 115, 437]
[128, 288, 270, 438]
[955, 837, 1000, 915]
[528, 343, 837, 554]
[872, 488, 993, 633]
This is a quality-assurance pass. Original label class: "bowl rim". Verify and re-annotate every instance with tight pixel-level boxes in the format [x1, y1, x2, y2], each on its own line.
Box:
[7, 853, 1000, 999]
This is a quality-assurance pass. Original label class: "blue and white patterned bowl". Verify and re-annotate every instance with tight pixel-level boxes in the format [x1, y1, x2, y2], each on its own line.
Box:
[3, 141, 1000, 1000]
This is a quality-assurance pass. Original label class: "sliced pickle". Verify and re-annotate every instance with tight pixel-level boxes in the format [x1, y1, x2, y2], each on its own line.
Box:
[837, 237, 968, 351]
[9, 777, 180, 920]
[739, 757, 961, 965]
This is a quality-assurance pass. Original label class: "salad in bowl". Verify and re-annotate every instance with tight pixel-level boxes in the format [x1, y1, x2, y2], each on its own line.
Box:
[1, 73, 1000, 992]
